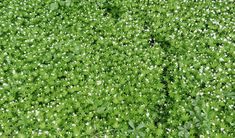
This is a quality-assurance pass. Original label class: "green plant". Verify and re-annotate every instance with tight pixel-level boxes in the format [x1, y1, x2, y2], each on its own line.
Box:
[128, 121, 146, 137]
[0, 0, 234, 137]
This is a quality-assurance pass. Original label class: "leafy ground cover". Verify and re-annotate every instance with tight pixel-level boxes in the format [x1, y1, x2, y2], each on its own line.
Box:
[0, 0, 234, 137]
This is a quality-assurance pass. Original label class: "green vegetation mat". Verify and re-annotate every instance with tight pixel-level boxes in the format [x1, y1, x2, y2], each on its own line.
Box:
[0, 0, 234, 137]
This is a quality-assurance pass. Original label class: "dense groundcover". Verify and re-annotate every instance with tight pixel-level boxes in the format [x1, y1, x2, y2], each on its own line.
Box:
[0, 0, 235, 137]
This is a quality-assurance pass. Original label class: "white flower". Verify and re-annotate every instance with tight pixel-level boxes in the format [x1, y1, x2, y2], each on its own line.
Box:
[146, 112, 150, 117]
[96, 80, 102, 85]
[219, 58, 224, 62]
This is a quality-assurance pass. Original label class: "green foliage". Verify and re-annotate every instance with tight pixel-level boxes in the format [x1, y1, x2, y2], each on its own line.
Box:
[50, 2, 59, 10]
[0, 0, 234, 137]
[128, 120, 146, 137]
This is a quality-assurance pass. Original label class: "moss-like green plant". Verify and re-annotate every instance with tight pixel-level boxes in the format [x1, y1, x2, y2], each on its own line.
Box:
[0, 0, 234, 137]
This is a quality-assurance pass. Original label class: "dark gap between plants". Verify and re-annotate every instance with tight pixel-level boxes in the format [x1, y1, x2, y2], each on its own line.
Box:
[101, 2, 122, 22]
[154, 36, 176, 128]
[142, 4, 176, 127]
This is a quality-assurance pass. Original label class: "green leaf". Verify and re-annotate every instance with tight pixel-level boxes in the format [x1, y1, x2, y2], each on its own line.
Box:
[128, 120, 135, 129]
[137, 122, 145, 130]
[65, 0, 72, 7]
[138, 132, 145, 137]
[225, 92, 235, 98]
[97, 107, 106, 114]
[50, 2, 59, 10]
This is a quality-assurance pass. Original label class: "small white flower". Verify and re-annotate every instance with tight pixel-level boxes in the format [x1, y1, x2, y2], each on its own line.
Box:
[3, 83, 8, 87]
[219, 58, 224, 62]
[146, 112, 150, 117]
[221, 128, 225, 132]
[96, 80, 102, 85]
